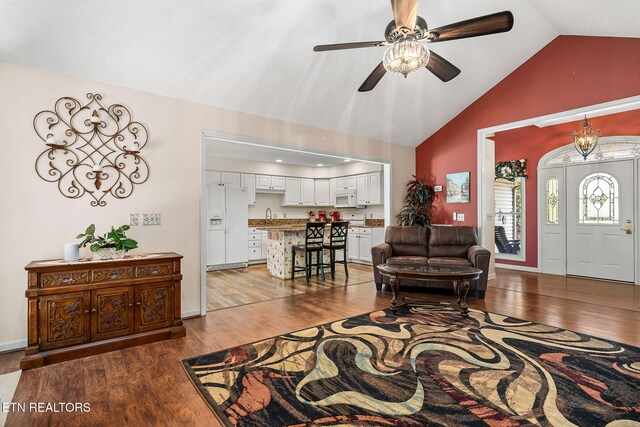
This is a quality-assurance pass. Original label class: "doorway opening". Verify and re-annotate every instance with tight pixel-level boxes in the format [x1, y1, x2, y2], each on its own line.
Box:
[199, 131, 393, 315]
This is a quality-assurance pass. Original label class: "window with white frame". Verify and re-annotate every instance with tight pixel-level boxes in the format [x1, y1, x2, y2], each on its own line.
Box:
[494, 177, 524, 256]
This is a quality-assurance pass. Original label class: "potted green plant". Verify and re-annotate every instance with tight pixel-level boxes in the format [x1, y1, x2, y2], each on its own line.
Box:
[397, 175, 434, 227]
[77, 224, 139, 260]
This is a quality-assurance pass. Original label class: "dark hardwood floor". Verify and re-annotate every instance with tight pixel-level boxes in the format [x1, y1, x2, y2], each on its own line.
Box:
[3, 265, 640, 426]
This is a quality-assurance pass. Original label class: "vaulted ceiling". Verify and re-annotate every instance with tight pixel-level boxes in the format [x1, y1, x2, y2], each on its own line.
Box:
[1, 1, 639, 147]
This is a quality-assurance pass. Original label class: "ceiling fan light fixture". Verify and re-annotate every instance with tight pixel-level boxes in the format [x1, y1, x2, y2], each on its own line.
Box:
[382, 37, 429, 77]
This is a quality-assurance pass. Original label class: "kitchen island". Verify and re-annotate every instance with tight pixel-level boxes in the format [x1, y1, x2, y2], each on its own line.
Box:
[257, 225, 332, 279]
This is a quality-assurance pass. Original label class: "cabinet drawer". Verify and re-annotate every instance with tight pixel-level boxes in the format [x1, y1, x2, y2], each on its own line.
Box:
[359, 228, 372, 235]
[41, 271, 90, 287]
[249, 248, 262, 260]
[248, 240, 261, 248]
[248, 227, 259, 234]
[92, 267, 134, 283]
[135, 263, 173, 278]
[248, 233, 261, 241]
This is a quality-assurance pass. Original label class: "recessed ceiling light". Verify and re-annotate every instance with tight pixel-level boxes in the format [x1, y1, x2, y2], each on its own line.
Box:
[344, 158, 352, 162]
[275, 159, 283, 163]
[316, 163, 324, 167]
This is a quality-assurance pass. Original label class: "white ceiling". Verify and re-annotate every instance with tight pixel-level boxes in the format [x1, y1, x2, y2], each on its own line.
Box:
[205, 138, 359, 167]
[1, 1, 639, 147]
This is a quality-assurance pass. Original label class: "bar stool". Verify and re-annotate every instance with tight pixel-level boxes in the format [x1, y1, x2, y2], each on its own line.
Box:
[324, 221, 349, 279]
[291, 222, 326, 283]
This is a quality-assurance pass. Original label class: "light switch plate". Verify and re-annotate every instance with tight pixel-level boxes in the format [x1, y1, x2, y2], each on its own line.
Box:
[434, 185, 443, 192]
[453, 212, 457, 221]
[129, 213, 139, 226]
[143, 213, 161, 226]
[457, 213, 465, 221]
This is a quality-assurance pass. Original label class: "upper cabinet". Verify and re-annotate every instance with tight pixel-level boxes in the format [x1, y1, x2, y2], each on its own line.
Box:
[355, 171, 383, 205]
[284, 178, 315, 206]
[256, 175, 286, 192]
[329, 178, 337, 206]
[336, 176, 357, 191]
[221, 172, 241, 186]
[315, 179, 330, 206]
[241, 174, 256, 204]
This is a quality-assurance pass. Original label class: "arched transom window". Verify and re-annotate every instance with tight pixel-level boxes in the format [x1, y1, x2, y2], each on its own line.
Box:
[578, 172, 619, 224]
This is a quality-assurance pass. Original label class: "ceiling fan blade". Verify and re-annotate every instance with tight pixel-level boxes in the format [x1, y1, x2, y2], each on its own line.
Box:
[358, 62, 387, 92]
[391, 0, 418, 32]
[313, 41, 387, 52]
[425, 51, 461, 82]
[427, 11, 514, 43]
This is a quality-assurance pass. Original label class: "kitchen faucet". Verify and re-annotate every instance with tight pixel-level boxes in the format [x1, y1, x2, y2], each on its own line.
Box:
[265, 208, 272, 224]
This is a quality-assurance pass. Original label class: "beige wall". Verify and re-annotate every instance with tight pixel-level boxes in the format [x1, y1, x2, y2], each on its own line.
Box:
[0, 60, 415, 348]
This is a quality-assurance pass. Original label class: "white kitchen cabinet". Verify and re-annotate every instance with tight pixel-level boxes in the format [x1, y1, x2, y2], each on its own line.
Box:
[284, 177, 314, 206]
[271, 176, 286, 191]
[336, 176, 357, 191]
[355, 172, 383, 205]
[284, 177, 301, 205]
[248, 227, 266, 262]
[347, 227, 384, 264]
[241, 174, 256, 204]
[206, 171, 221, 185]
[314, 179, 330, 205]
[221, 172, 241, 186]
[261, 231, 268, 258]
[256, 175, 286, 192]
[329, 178, 337, 205]
[356, 174, 368, 205]
[301, 179, 315, 205]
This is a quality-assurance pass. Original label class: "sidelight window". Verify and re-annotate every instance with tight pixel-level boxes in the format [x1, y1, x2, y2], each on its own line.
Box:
[578, 172, 618, 224]
[546, 177, 559, 224]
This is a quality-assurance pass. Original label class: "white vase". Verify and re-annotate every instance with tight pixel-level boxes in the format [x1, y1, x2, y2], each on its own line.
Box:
[64, 243, 80, 262]
[92, 248, 125, 260]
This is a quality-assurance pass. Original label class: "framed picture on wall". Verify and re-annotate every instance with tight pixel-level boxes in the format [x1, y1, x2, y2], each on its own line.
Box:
[446, 172, 470, 203]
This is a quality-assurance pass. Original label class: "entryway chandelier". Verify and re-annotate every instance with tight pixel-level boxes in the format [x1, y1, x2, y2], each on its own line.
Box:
[572, 116, 603, 161]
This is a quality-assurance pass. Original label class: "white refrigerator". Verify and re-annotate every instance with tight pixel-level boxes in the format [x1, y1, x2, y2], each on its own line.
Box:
[207, 185, 248, 268]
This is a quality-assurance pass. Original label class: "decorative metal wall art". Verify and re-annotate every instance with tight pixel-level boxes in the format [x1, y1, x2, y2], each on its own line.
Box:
[33, 93, 149, 206]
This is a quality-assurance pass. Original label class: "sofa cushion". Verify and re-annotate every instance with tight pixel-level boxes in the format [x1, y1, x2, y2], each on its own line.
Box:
[428, 226, 478, 258]
[385, 226, 429, 257]
[386, 256, 429, 265]
[427, 257, 473, 267]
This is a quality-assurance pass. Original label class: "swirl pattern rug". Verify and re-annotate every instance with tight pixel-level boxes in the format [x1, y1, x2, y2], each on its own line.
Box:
[182, 303, 640, 426]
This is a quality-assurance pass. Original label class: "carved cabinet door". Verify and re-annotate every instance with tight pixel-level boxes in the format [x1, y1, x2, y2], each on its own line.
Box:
[135, 282, 174, 333]
[91, 287, 135, 341]
[38, 291, 91, 350]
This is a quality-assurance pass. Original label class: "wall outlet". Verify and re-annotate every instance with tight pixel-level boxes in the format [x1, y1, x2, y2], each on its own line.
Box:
[143, 213, 161, 226]
[129, 213, 139, 226]
[457, 213, 465, 222]
[453, 212, 457, 221]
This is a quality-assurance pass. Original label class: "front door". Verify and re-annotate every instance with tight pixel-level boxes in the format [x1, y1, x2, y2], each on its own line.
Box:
[566, 160, 634, 282]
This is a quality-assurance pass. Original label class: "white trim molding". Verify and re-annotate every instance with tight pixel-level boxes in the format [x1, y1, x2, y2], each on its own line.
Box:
[0, 339, 27, 353]
[495, 264, 540, 273]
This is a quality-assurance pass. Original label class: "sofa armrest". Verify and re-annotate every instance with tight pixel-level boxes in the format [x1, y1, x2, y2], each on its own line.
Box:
[467, 245, 492, 293]
[371, 243, 392, 288]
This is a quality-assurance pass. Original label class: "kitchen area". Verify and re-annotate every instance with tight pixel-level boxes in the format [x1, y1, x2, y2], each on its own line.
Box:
[203, 138, 388, 310]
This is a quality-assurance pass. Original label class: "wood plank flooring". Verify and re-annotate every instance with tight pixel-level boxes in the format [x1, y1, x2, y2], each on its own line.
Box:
[206, 262, 371, 311]
[3, 266, 640, 426]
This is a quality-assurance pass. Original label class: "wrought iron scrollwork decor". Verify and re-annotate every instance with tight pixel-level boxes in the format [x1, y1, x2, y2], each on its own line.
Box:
[33, 93, 149, 206]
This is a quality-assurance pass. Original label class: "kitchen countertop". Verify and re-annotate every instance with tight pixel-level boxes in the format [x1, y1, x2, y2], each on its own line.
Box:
[255, 224, 383, 231]
[249, 218, 384, 228]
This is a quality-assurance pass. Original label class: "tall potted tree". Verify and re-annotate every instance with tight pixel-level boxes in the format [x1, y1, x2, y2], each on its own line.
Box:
[397, 175, 434, 226]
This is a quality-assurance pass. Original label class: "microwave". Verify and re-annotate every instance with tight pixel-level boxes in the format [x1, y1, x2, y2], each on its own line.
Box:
[335, 191, 360, 208]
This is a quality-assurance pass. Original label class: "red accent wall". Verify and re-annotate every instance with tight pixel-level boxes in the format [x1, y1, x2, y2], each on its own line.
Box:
[416, 35, 640, 263]
[493, 109, 640, 267]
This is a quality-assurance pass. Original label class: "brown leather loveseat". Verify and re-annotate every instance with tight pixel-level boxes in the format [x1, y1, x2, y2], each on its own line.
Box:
[371, 225, 491, 298]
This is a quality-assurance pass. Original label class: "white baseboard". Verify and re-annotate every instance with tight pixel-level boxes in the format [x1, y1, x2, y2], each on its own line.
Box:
[0, 339, 26, 353]
[182, 309, 202, 319]
[495, 263, 540, 273]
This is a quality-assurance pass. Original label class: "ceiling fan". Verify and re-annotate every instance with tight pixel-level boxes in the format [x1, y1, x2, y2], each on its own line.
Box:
[313, 0, 514, 92]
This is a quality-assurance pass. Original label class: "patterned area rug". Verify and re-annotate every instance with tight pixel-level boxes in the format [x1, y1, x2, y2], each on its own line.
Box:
[183, 303, 640, 426]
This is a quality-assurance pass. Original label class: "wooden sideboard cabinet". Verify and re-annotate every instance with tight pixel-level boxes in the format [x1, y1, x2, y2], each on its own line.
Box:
[21, 252, 186, 370]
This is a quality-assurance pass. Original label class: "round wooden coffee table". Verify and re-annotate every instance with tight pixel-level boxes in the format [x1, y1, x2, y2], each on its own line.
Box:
[377, 263, 482, 317]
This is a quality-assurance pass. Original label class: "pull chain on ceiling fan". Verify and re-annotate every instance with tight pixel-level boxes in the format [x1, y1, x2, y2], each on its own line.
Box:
[313, 0, 514, 92]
